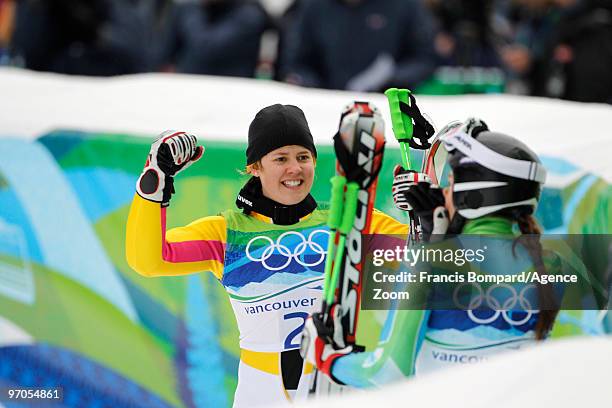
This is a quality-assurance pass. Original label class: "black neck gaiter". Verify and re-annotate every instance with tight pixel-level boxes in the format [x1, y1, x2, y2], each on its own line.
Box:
[235, 177, 317, 225]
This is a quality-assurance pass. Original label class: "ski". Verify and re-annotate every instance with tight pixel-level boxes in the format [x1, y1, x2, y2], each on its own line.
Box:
[307, 101, 386, 396]
[331, 101, 386, 345]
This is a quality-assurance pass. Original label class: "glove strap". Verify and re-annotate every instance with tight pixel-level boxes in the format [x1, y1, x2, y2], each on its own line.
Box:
[161, 176, 175, 207]
[397, 94, 435, 150]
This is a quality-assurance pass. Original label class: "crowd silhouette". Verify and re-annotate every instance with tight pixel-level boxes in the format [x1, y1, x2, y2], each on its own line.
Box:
[1, 0, 610, 103]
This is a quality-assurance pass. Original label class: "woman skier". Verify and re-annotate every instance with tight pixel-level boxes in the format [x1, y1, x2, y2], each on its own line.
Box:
[310, 117, 566, 386]
[125, 103, 406, 406]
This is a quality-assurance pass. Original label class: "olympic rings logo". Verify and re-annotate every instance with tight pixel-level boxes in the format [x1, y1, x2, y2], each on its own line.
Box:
[452, 283, 539, 326]
[245, 230, 330, 271]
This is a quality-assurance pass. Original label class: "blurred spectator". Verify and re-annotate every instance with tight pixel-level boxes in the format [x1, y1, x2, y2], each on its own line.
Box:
[154, 0, 270, 77]
[282, 0, 437, 92]
[547, 0, 612, 103]
[501, 0, 612, 103]
[499, 0, 565, 94]
[0, 0, 16, 64]
[427, 0, 502, 67]
[9, 0, 158, 76]
[273, 0, 304, 81]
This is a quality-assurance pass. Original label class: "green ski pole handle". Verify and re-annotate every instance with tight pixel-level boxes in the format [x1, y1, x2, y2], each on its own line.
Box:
[326, 182, 360, 306]
[386, 88, 424, 243]
[385, 88, 413, 170]
[322, 176, 347, 303]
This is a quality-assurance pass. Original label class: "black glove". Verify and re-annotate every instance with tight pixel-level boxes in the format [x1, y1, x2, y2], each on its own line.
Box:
[392, 165, 449, 240]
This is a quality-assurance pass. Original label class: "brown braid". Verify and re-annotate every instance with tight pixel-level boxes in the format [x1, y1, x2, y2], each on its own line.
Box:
[513, 214, 559, 340]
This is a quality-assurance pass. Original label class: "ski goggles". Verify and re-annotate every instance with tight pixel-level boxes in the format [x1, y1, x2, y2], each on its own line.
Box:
[440, 127, 547, 184]
[421, 121, 462, 188]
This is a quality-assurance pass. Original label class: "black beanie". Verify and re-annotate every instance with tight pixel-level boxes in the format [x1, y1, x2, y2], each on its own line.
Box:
[246, 104, 317, 165]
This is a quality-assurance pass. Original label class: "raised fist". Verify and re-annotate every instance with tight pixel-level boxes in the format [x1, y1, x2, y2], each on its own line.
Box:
[136, 130, 204, 206]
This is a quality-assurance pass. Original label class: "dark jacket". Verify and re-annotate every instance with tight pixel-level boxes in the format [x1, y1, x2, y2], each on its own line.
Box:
[555, 0, 612, 103]
[10, 0, 158, 76]
[156, 0, 269, 77]
[528, 0, 612, 103]
[283, 0, 436, 91]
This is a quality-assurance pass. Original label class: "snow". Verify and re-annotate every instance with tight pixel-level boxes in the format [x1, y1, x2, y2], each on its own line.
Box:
[1, 67, 611, 181]
[294, 336, 612, 408]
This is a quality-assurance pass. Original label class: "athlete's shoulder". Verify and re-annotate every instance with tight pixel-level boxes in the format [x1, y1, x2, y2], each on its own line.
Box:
[309, 206, 330, 223]
[166, 214, 227, 243]
[219, 208, 241, 221]
[185, 214, 227, 229]
[219, 208, 265, 232]
[371, 209, 408, 235]
[186, 214, 226, 228]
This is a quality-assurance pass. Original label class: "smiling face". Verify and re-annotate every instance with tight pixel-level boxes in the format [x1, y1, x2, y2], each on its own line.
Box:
[249, 145, 315, 206]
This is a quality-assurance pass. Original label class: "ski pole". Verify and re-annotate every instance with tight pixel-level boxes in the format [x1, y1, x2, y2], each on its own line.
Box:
[325, 182, 360, 309]
[385, 88, 413, 171]
[322, 175, 347, 309]
[385, 88, 422, 241]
